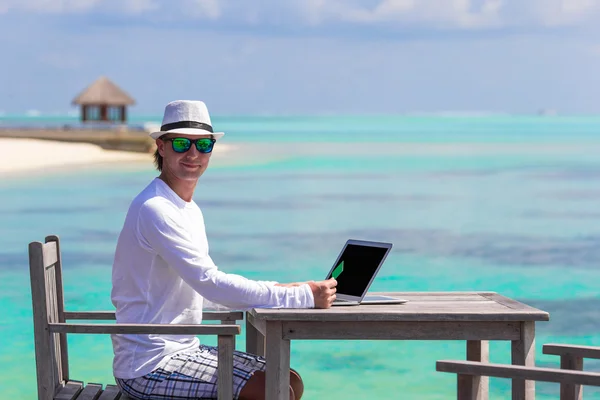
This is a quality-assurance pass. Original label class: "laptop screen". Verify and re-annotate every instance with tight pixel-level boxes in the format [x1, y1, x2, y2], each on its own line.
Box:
[325, 243, 389, 297]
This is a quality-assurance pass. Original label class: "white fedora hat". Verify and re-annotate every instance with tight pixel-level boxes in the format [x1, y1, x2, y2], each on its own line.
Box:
[149, 100, 224, 140]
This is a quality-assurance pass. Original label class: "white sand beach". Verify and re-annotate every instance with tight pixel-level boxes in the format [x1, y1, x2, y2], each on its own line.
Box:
[0, 138, 152, 176]
[0, 138, 235, 177]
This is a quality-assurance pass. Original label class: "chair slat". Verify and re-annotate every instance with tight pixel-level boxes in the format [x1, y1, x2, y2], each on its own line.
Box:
[43, 241, 58, 268]
[96, 384, 122, 400]
[54, 381, 83, 400]
[75, 383, 103, 400]
[29, 241, 56, 400]
[47, 235, 70, 383]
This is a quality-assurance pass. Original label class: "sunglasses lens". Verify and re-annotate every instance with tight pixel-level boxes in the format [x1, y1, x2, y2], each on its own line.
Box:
[195, 139, 214, 153]
[171, 138, 191, 153]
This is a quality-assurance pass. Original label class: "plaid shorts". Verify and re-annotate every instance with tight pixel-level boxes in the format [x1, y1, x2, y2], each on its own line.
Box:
[116, 345, 266, 400]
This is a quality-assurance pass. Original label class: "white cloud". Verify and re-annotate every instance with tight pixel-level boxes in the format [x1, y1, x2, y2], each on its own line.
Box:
[0, 0, 159, 14]
[183, 0, 221, 20]
[294, 0, 600, 29]
[121, 0, 158, 14]
[22, 0, 102, 13]
[335, 0, 504, 29]
[1, 0, 600, 30]
[525, 0, 600, 26]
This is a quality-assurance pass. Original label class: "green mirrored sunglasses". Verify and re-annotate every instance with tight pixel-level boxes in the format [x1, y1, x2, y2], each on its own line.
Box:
[163, 137, 216, 154]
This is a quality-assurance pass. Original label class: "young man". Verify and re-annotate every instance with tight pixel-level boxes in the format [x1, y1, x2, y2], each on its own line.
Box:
[111, 100, 337, 400]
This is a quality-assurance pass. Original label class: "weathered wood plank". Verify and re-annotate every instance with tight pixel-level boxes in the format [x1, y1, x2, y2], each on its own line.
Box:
[47, 235, 71, 384]
[251, 310, 547, 322]
[42, 241, 58, 268]
[63, 311, 244, 321]
[378, 291, 496, 296]
[64, 311, 116, 320]
[457, 374, 476, 400]
[29, 241, 56, 400]
[54, 381, 83, 400]
[481, 293, 550, 320]
[265, 321, 290, 400]
[249, 292, 549, 322]
[543, 344, 600, 400]
[48, 323, 240, 335]
[559, 353, 584, 400]
[461, 340, 489, 399]
[205, 311, 244, 321]
[437, 360, 600, 386]
[282, 321, 520, 340]
[544, 344, 600, 359]
[46, 265, 65, 388]
[75, 383, 102, 400]
[247, 311, 266, 336]
[96, 385, 121, 400]
[217, 335, 235, 400]
[512, 321, 536, 400]
[246, 314, 266, 357]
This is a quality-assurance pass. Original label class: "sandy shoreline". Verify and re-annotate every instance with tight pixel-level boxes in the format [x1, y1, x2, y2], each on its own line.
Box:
[0, 138, 233, 177]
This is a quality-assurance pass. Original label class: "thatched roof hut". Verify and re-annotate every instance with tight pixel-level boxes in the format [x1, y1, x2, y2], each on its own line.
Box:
[72, 76, 135, 123]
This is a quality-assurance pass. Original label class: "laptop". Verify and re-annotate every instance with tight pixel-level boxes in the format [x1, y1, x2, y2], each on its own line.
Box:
[325, 239, 407, 306]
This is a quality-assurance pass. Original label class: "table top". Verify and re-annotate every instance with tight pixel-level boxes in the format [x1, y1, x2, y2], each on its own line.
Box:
[249, 292, 550, 322]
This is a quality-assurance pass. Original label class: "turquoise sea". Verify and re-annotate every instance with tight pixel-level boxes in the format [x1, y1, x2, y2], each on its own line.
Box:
[2, 115, 600, 399]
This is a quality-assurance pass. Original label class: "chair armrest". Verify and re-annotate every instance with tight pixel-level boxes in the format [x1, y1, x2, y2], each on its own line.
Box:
[543, 344, 600, 360]
[64, 310, 245, 322]
[436, 360, 600, 386]
[48, 322, 240, 335]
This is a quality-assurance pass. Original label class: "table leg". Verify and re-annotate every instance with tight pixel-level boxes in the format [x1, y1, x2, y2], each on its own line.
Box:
[512, 321, 535, 400]
[265, 321, 290, 400]
[245, 315, 265, 356]
[458, 340, 490, 399]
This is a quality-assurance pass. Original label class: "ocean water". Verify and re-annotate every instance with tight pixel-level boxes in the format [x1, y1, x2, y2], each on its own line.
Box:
[2, 115, 600, 399]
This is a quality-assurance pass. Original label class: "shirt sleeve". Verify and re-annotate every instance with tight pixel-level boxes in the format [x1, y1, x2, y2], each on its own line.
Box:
[136, 200, 314, 310]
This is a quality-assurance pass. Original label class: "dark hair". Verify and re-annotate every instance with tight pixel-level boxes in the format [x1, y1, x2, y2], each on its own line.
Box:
[153, 148, 163, 171]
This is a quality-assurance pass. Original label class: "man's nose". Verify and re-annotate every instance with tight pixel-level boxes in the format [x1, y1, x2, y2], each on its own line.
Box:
[185, 144, 201, 158]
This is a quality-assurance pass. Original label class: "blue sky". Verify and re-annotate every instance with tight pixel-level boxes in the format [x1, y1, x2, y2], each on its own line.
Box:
[0, 0, 599, 115]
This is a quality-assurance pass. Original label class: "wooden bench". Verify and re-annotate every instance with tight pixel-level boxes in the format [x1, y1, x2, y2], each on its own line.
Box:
[437, 343, 600, 399]
[29, 235, 242, 400]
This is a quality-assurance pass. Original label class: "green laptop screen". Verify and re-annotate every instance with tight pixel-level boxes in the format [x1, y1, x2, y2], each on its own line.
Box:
[326, 244, 389, 297]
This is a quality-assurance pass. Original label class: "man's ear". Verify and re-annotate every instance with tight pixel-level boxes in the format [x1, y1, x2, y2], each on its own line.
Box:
[156, 139, 166, 157]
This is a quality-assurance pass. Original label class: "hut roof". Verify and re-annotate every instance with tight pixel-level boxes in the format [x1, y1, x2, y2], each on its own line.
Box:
[72, 76, 136, 106]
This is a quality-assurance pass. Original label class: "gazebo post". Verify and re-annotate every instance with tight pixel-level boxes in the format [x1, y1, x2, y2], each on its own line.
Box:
[81, 105, 88, 122]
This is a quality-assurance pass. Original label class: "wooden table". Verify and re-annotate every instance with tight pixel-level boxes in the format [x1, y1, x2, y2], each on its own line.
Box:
[245, 292, 549, 400]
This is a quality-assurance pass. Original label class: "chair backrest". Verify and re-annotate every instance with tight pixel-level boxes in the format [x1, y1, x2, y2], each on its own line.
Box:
[29, 235, 70, 400]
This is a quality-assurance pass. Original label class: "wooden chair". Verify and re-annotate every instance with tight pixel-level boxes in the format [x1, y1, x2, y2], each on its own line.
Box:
[437, 343, 600, 399]
[29, 235, 243, 400]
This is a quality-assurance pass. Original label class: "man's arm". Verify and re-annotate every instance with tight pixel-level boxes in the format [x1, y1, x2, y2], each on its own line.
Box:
[137, 201, 316, 309]
[274, 282, 307, 288]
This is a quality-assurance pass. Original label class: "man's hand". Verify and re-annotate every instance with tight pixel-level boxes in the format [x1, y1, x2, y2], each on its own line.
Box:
[307, 278, 337, 309]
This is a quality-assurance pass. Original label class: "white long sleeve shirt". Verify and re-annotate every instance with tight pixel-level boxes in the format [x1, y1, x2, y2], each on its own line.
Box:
[111, 178, 314, 379]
